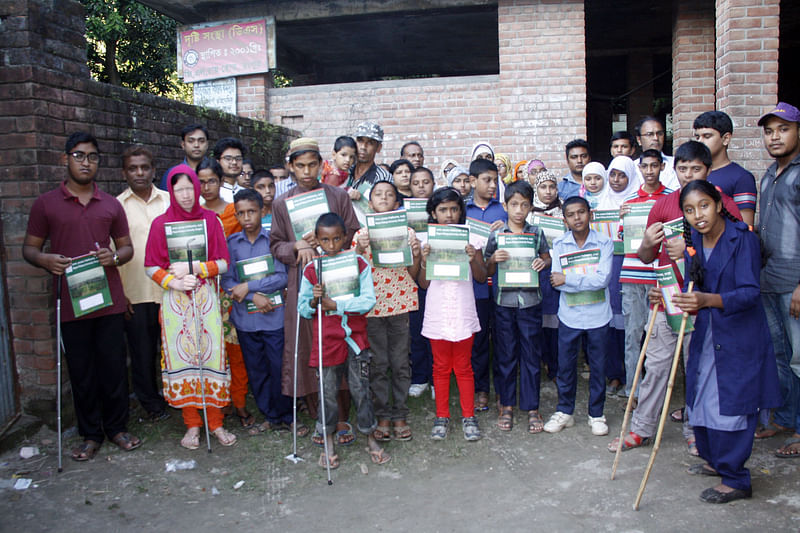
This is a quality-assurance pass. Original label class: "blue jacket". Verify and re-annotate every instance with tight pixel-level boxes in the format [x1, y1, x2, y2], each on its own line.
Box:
[683, 220, 781, 416]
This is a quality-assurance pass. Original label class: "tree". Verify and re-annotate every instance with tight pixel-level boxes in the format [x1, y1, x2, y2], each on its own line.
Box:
[82, 0, 190, 100]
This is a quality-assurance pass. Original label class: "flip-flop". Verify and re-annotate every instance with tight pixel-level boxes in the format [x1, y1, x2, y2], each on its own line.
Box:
[111, 432, 142, 452]
[366, 447, 391, 465]
[71, 440, 101, 461]
[318, 452, 339, 470]
[212, 427, 238, 447]
[373, 424, 392, 442]
[775, 437, 800, 459]
[393, 423, 413, 442]
[670, 407, 684, 423]
[248, 421, 272, 436]
[336, 422, 355, 446]
[607, 431, 651, 453]
[755, 422, 792, 439]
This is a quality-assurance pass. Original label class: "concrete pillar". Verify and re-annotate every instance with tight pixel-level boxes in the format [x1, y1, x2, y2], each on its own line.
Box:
[236, 73, 270, 120]
[627, 52, 654, 133]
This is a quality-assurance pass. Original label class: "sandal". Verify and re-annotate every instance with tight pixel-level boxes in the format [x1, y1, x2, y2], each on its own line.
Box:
[670, 407, 685, 423]
[71, 440, 101, 461]
[373, 422, 392, 442]
[687, 463, 720, 476]
[775, 437, 800, 459]
[607, 431, 651, 453]
[755, 422, 792, 440]
[687, 436, 700, 456]
[318, 452, 340, 470]
[111, 432, 142, 452]
[212, 427, 237, 447]
[336, 422, 356, 446]
[248, 421, 272, 436]
[528, 410, 544, 434]
[475, 391, 489, 412]
[180, 428, 201, 450]
[291, 422, 310, 438]
[393, 422, 413, 442]
[366, 447, 391, 465]
[312, 431, 325, 447]
[497, 407, 513, 431]
[235, 408, 255, 429]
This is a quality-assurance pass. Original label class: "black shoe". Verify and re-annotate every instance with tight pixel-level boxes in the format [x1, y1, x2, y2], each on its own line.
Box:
[139, 410, 170, 423]
[699, 486, 752, 504]
[687, 463, 721, 477]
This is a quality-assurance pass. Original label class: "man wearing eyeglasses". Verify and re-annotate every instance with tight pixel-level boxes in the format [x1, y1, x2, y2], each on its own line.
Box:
[213, 137, 248, 203]
[22, 131, 141, 462]
[635, 116, 680, 190]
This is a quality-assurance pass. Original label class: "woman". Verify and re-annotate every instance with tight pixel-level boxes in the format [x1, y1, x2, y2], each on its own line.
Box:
[390, 158, 414, 200]
[145, 164, 236, 449]
[513, 160, 528, 184]
[495, 154, 512, 184]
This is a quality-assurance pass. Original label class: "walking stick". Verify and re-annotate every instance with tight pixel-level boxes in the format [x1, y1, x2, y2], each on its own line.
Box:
[286, 262, 304, 464]
[315, 257, 333, 485]
[56, 275, 64, 473]
[187, 245, 212, 453]
[611, 303, 660, 480]
[633, 282, 694, 510]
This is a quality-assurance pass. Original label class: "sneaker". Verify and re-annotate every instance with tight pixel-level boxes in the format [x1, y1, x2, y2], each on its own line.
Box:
[543, 411, 575, 433]
[409, 383, 429, 397]
[431, 417, 449, 440]
[589, 415, 609, 436]
[462, 416, 482, 441]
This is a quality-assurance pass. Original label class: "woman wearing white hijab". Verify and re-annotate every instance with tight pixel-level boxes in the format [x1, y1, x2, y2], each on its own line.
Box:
[597, 156, 642, 211]
[581, 162, 608, 209]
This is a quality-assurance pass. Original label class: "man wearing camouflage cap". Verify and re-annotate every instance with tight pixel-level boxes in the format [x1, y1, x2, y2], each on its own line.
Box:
[348, 121, 392, 198]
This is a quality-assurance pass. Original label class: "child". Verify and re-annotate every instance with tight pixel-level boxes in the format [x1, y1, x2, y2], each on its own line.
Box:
[580, 162, 606, 209]
[298, 212, 389, 468]
[251, 170, 276, 232]
[545, 196, 613, 436]
[390, 159, 414, 200]
[673, 179, 779, 503]
[447, 165, 472, 198]
[410, 166, 435, 199]
[238, 159, 254, 188]
[466, 158, 507, 411]
[617, 150, 671, 397]
[354, 181, 422, 441]
[321, 136, 356, 188]
[418, 187, 488, 441]
[484, 181, 551, 432]
[222, 189, 295, 434]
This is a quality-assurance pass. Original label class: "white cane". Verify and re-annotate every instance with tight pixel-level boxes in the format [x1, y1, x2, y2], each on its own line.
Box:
[286, 262, 304, 464]
[56, 276, 64, 473]
[187, 244, 212, 453]
[316, 257, 333, 485]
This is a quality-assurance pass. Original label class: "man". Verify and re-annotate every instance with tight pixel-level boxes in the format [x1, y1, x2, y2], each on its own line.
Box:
[635, 116, 680, 191]
[117, 146, 170, 422]
[158, 124, 209, 190]
[756, 102, 800, 458]
[23, 132, 141, 461]
[270, 164, 289, 182]
[693, 111, 758, 226]
[213, 137, 248, 203]
[558, 139, 591, 201]
[610, 131, 636, 158]
[349, 121, 392, 194]
[401, 141, 425, 169]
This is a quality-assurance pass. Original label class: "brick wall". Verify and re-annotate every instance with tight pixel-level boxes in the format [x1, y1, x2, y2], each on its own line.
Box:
[0, 0, 293, 423]
[715, 0, 780, 178]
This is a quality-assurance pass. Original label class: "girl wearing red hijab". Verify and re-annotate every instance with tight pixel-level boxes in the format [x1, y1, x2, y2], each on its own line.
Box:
[145, 164, 235, 449]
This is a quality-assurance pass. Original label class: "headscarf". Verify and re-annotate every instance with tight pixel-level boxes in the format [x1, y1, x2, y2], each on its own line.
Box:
[597, 156, 642, 210]
[439, 159, 458, 183]
[494, 154, 512, 184]
[145, 164, 230, 270]
[580, 162, 607, 209]
[512, 161, 528, 184]
[446, 165, 470, 186]
[532, 170, 562, 217]
[470, 142, 494, 161]
[527, 159, 546, 175]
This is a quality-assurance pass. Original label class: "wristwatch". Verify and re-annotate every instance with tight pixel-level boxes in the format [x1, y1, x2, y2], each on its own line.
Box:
[113, 252, 120, 266]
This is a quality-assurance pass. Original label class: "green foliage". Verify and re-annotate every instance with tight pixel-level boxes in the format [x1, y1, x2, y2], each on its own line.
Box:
[82, 0, 191, 101]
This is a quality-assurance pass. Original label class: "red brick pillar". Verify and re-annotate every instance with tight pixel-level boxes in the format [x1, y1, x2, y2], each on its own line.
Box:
[236, 73, 269, 120]
[671, 0, 715, 147]
[497, 0, 587, 171]
[716, 0, 779, 177]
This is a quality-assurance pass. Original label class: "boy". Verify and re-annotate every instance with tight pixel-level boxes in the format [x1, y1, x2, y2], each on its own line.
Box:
[222, 189, 296, 434]
[546, 196, 613, 436]
[484, 181, 551, 432]
[354, 181, 422, 441]
[410, 166, 435, 199]
[251, 170, 276, 231]
[616, 149, 672, 397]
[693, 110, 757, 226]
[466, 158, 507, 411]
[298, 213, 389, 468]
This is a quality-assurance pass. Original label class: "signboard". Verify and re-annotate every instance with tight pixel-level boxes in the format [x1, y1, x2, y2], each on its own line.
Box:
[178, 18, 276, 83]
[193, 77, 237, 114]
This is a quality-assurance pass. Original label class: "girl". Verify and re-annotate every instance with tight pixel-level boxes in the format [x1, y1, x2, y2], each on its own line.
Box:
[495, 154, 512, 184]
[321, 136, 356, 188]
[446, 165, 472, 198]
[144, 165, 236, 449]
[580, 162, 607, 209]
[418, 187, 487, 441]
[673, 180, 780, 504]
[390, 158, 414, 199]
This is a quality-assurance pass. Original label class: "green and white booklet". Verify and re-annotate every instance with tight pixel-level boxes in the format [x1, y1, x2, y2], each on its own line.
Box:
[351, 180, 373, 227]
[558, 248, 605, 306]
[426, 224, 470, 281]
[592, 209, 623, 255]
[622, 201, 655, 255]
[466, 217, 493, 250]
[497, 233, 540, 288]
[661, 216, 686, 278]
[528, 213, 565, 248]
[366, 209, 412, 267]
[165, 220, 207, 264]
[65, 253, 112, 317]
[320, 250, 361, 313]
[286, 188, 330, 241]
[234, 254, 282, 313]
[404, 198, 429, 244]
[655, 264, 694, 333]
[246, 291, 284, 314]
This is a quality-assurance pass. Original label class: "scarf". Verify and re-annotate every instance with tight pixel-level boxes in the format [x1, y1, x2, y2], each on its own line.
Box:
[580, 161, 607, 209]
[513, 160, 528, 183]
[532, 170, 562, 216]
[494, 154, 513, 184]
[597, 156, 642, 210]
[470, 142, 494, 161]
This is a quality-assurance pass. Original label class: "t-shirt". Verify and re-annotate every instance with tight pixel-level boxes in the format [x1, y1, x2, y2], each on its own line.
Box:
[708, 161, 757, 213]
[619, 184, 672, 285]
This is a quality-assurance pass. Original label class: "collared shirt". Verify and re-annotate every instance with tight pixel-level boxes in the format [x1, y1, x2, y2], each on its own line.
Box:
[349, 163, 392, 189]
[218, 181, 241, 204]
[619, 184, 672, 285]
[221, 229, 288, 332]
[759, 152, 800, 293]
[116, 186, 170, 304]
[710, 161, 757, 213]
[551, 229, 613, 329]
[659, 153, 681, 191]
[483, 222, 549, 308]
[558, 174, 582, 201]
[26, 181, 129, 322]
[466, 197, 507, 299]
[274, 178, 297, 198]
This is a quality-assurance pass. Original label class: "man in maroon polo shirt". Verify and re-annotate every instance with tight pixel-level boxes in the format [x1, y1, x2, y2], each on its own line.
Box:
[23, 132, 141, 462]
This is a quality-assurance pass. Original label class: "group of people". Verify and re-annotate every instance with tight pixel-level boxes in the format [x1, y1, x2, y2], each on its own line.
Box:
[23, 101, 800, 504]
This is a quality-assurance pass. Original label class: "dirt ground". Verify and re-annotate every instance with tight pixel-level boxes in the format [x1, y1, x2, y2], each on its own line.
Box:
[2, 377, 798, 532]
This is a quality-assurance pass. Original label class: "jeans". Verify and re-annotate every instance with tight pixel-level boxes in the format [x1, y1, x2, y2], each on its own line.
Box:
[556, 322, 608, 417]
[762, 292, 800, 430]
[317, 347, 376, 435]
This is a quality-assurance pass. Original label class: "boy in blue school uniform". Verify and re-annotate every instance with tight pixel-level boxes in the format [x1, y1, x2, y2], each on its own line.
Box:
[545, 196, 613, 436]
[465, 158, 507, 411]
[222, 189, 293, 434]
